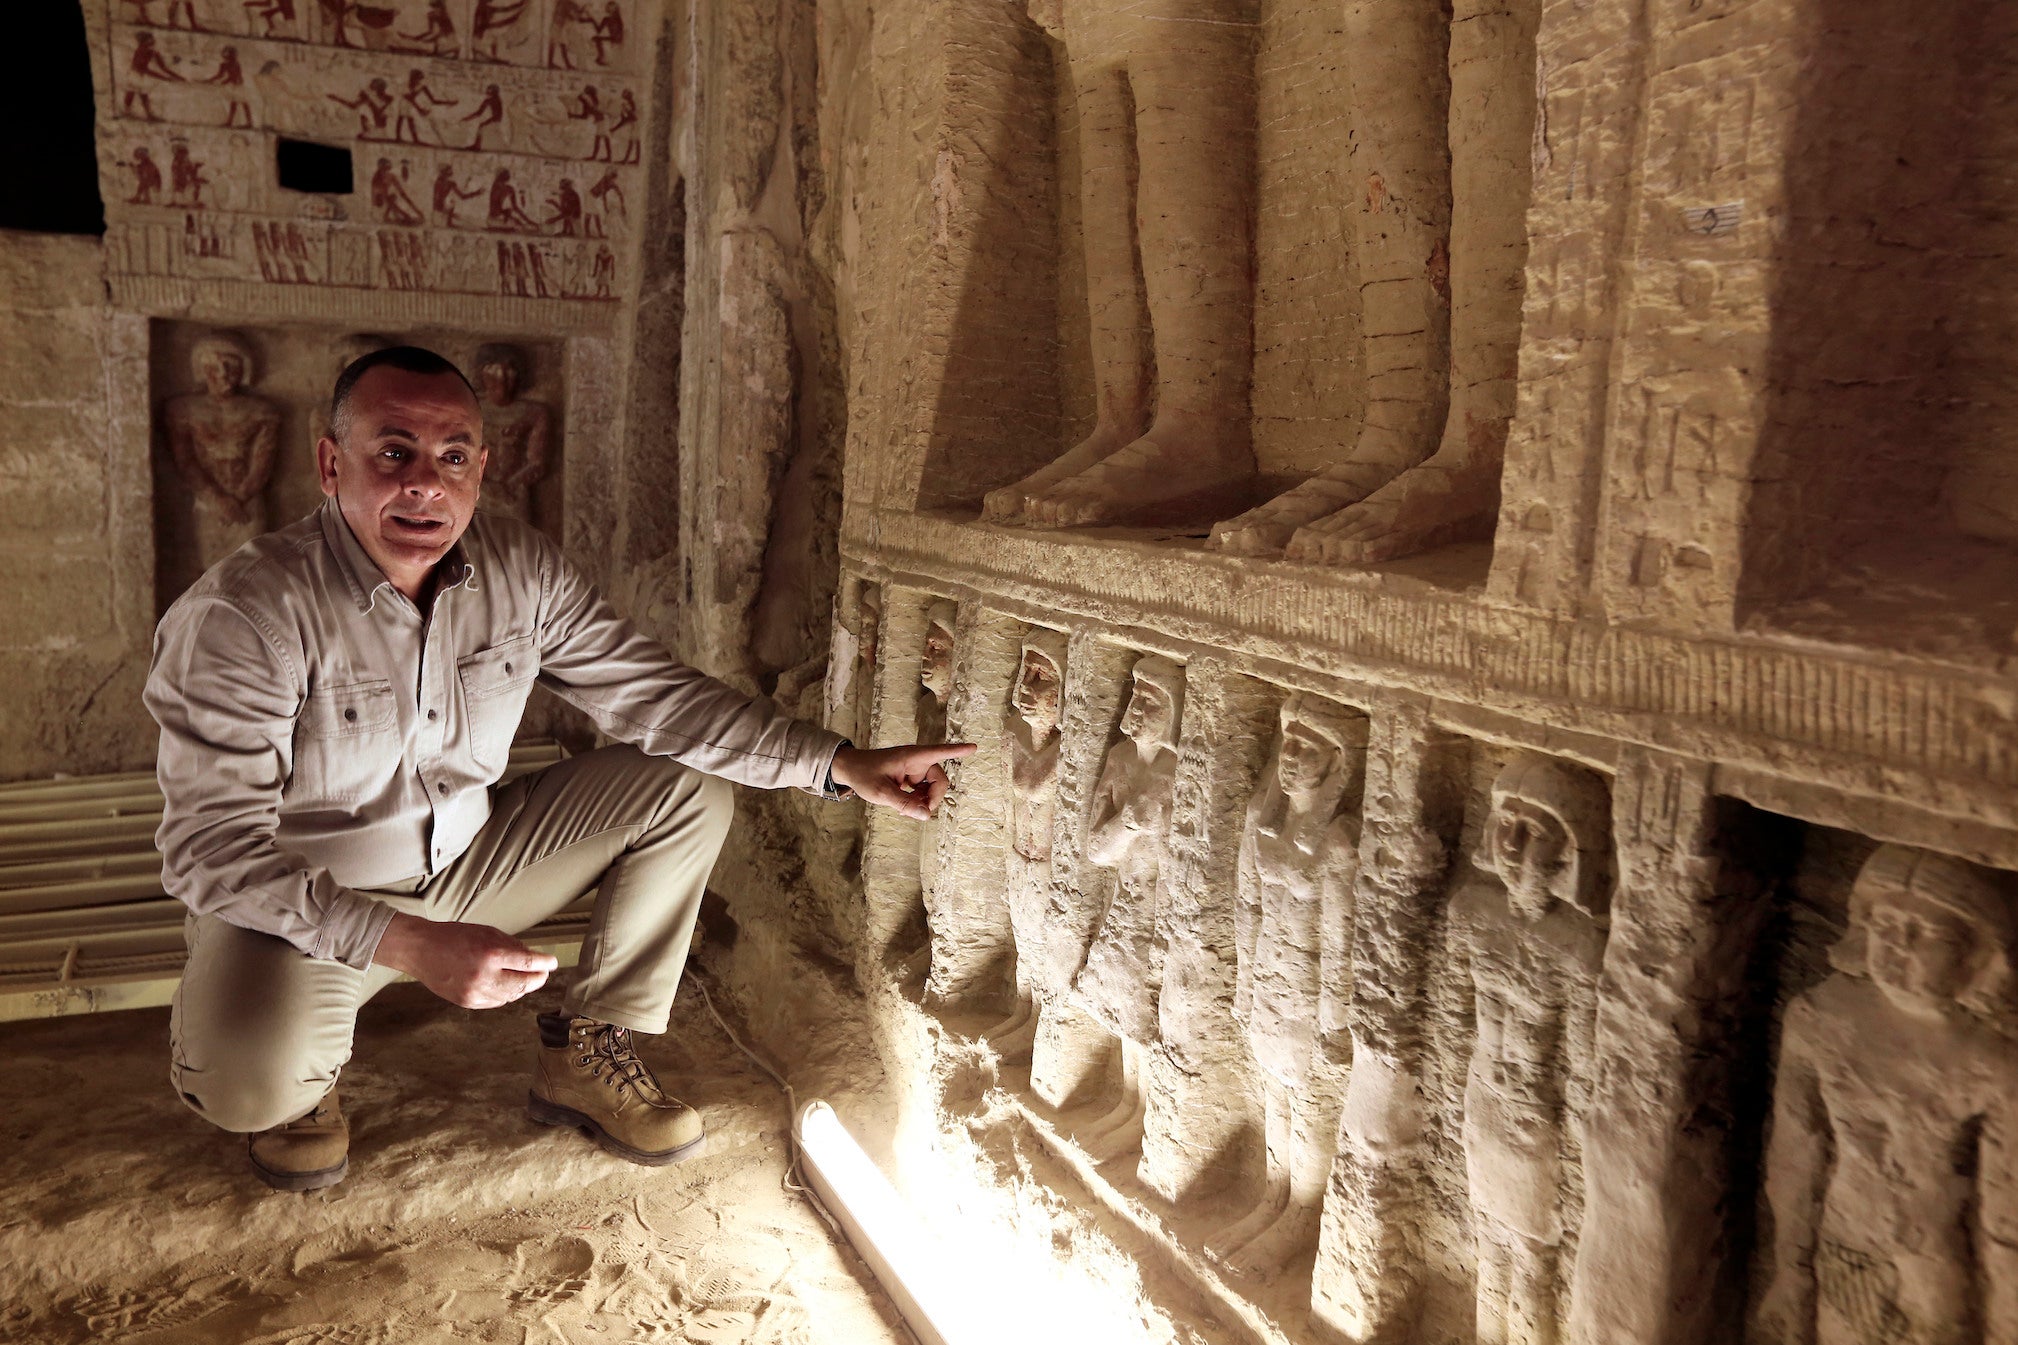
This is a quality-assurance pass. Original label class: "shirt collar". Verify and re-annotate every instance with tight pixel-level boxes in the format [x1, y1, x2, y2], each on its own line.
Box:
[318, 497, 478, 614]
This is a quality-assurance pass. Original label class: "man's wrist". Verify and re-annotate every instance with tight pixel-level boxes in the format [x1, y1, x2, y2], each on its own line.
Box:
[823, 740, 855, 800]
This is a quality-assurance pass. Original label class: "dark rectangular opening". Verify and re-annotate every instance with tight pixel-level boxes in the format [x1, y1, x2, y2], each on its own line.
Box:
[0, 0, 105, 234]
[276, 139, 354, 196]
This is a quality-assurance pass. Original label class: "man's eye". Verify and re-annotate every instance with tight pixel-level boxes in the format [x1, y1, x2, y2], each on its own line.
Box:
[379, 446, 407, 462]
[444, 452, 467, 466]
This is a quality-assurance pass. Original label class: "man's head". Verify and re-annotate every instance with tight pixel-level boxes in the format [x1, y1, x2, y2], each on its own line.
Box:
[1479, 753, 1610, 922]
[1121, 654, 1183, 748]
[1276, 693, 1369, 800]
[317, 346, 485, 600]
[920, 601, 957, 701]
[1012, 629, 1067, 734]
[473, 342, 525, 405]
[1835, 845, 2016, 1018]
[191, 332, 253, 396]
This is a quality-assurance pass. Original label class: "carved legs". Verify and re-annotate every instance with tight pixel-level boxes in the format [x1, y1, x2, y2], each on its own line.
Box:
[1477, 1229, 1561, 1345]
[1075, 1034, 1149, 1165]
[1207, 1076, 1339, 1283]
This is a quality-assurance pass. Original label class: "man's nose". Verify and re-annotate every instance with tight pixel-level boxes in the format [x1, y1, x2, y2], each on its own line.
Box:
[401, 456, 445, 494]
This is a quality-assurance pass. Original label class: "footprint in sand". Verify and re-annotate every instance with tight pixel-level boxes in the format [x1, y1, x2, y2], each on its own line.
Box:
[505, 1234, 598, 1308]
[245, 1325, 397, 1345]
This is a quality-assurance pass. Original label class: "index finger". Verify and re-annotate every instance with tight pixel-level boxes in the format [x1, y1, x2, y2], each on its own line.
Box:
[898, 741, 976, 766]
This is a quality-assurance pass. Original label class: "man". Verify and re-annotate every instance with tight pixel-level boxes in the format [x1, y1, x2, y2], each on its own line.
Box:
[148, 347, 969, 1192]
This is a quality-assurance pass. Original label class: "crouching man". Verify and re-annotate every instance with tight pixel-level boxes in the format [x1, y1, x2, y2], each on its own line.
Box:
[147, 346, 969, 1191]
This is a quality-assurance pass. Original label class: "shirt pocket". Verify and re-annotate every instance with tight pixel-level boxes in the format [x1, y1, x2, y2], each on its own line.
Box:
[458, 632, 539, 773]
[292, 678, 400, 805]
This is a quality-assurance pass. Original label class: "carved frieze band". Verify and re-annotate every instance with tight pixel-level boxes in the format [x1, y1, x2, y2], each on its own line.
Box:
[847, 511, 2018, 832]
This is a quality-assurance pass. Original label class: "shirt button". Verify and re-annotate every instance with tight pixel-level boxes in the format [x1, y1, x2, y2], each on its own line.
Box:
[436, 782, 449, 796]
[343, 708, 358, 722]
[427, 709, 439, 721]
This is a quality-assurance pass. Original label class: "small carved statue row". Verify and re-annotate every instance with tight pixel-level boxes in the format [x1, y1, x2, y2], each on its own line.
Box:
[890, 599, 2018, 1344]
[159, 329, 558, 569]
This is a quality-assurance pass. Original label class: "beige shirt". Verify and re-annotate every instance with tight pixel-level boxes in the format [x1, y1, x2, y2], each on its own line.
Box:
[146, 501, 846, 970]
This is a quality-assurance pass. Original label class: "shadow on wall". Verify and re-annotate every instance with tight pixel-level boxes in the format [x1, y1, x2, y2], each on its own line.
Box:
[1743, 0, 2018, 653]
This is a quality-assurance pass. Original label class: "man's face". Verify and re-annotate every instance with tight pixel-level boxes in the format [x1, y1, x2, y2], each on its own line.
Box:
[1012, 650, 1061, 732]
[920, 623, 954, 700]
[1121, 677, 1173, 746]
[1489, 796, 1572, 920]
[478, 359, 516, 403]
[317, 366, 486, 597]
[1866, 888, 1985, 1014]
[1277, 722, 1335, 797]
[199, 349, 245, 396]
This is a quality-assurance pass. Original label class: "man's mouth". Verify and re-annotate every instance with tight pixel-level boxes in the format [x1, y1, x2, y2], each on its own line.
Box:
[390, 514, 448, 535]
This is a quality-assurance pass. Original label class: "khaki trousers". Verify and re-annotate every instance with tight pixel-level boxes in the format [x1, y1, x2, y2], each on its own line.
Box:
[169, 746, 734, 1134]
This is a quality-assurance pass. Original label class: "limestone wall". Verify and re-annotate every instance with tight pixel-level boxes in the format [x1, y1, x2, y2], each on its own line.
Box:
[809, 0, 2018, 1341]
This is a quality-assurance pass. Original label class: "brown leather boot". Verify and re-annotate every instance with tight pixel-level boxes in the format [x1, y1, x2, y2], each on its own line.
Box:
[527, 1012, 705, 1165]
[248, 1088, 349, 1192]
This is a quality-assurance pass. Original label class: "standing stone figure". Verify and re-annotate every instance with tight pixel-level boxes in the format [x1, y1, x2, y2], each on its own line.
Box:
[980, 0, 1257, 529]
[1209, 0, 1542, 565]
[917, 600, 957, 746]
[473, 342, 554, 523]
[986, 629, 1069, 1057]
[1756, 845, 2018, 1345]
[1070, 654, 1184, 1162]
[1209, 694, 1368, 1281]
[164, 332, 282, 568]
[1449, 754, 1610, 1345]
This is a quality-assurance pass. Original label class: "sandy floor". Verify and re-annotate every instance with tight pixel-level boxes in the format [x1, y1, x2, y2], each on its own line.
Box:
[0, 979, 907, 1345]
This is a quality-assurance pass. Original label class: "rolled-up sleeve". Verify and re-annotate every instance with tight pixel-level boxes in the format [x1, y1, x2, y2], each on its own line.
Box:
[531, 542, 847, 793]
[146, 597, 395, 968]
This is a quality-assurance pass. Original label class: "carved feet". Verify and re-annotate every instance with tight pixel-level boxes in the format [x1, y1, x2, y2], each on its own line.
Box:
[980, 996, 1037, 1063]
[986, 417, 1252, 530]
[1206, 1193, 1322, 1284]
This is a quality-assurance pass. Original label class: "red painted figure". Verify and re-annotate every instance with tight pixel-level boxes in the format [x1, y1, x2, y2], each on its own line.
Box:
[569, 84, 609, 162]
[486, 168, 538, 231]
[164, 0, 204, 29]
[169, 142, 210, 206]
[394, 68, 457, 144]
[461, 83, 506, 150]
[320, 0, 399, 48]
[243, 0, 298, 39]
[370, 158, 423, 226]
[208, 46, 252, 128]
[329, 77, 395, 139]
[591, 244, 615, 298]
[592, 2, 624, 65]
[395, 0, 457, 55]
[471, 0, 530, 60]
[545, 179, 582, 235]
[547, 0, 590, 69]
[432, 164, 481, 225]
[607, 88, 638, 164]
[124, 32, 183, 122]
[128, 147, 164, 204]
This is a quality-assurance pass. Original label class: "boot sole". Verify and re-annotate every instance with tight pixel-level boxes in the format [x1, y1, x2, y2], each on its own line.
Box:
[526, 1092, 707, 1167]
[250, 1153, 349, 1193]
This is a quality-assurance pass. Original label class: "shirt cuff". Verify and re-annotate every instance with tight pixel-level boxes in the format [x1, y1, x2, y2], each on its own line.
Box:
[800, 730, 851, 799]
[315, 889, 399, 970]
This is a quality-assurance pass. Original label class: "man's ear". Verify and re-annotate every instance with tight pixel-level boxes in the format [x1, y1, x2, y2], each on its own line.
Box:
[315, 435, 340, 497]
[476, 442, 488, 482]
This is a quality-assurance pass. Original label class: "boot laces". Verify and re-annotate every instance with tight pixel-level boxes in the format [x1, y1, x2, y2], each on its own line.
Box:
[587, 1022, 654, 1098]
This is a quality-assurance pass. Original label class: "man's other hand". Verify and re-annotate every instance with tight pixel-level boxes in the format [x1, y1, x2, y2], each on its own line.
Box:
[372, 912, 559, 1009]
[830, 742, 977, 820]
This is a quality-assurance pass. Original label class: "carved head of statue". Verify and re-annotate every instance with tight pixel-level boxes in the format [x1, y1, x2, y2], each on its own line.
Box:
[1011, 629, 1068, 736]
[474, 343, 526, 405]
[1833, 845, 2016, 1019]
[1121, 654, 1183, 750]
[1275, 693, 1370, 803]
[1478, 754, 1610, 923]
[191, 333, 255, 397]
[920, 600, 957, 702]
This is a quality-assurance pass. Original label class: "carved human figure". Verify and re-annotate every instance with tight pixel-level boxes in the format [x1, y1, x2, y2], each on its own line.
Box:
[473, 344, 554, 522]
[1208, 0, 1542, 566]
[462, 84, 506, 150]
[1756, 845, 2018, 1345]
[1208, 694, 1368, 1281]
[852, 584, 883, 746]
[979, 0, 1257, 530]
[1449, 754, 1610, 1345]
[163, 333, 281, 567]
[986, 629, 1069, 1056]
[432, 164, 480, 225]
[1070, 654, 1184, 1162]
[916, 601, 957, 746]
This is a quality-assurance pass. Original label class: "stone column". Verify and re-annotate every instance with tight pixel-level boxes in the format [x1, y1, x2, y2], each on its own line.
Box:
[857, 587, 937, 983]
[921, 600, 1023, 1009]
[1566, 747, 1767, 1345]
[1312, 693, 1467, 1343]
[1139, 658, 1276, 1204]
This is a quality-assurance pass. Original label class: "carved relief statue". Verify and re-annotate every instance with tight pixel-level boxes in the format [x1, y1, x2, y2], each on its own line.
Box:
[474, 342, 555, 523]
[1756, 845, 2018, 1345]
[1208, 693, 1368, 1281]
[917, 600, 958, 746]
[987, 628, 1069, 1057]
[980, 0, 1257, 529]
[1070, 653, 1184, 1162]
[1450, 754, 1610, 1345]
[1209, 0, 1541, 566]
[163, 332, 282, 567]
